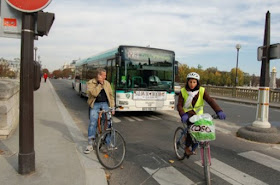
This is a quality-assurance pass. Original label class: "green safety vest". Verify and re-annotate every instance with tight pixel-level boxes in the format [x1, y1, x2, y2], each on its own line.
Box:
[181, 87, 205, 115]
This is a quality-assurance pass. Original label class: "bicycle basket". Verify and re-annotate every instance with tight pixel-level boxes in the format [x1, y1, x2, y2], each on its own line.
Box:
[189, 114, 216, 141]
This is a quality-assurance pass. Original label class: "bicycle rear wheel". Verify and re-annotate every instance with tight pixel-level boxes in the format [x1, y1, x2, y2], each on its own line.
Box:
[173, 127, 186, 160]
[96, 129, 126, 169]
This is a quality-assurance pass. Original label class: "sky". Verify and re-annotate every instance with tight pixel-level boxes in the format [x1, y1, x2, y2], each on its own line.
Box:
[1, 0, 280, 78]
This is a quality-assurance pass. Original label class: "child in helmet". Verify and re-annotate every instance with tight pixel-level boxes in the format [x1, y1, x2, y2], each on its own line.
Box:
[177, 72, 226, 156]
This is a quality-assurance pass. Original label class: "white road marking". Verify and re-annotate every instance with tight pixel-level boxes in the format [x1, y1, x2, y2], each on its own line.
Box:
[143, 116, 158, 120]
[239, 151, 280, 172]
[123, 116, 135, 122]
[112, 117, 121, 123]
[143, 166, 194, 185]
[130, 116, 143, 121]
[149, 115, 162, 120]
[215, 126, 231, 134]
[195, 158, 267, 185]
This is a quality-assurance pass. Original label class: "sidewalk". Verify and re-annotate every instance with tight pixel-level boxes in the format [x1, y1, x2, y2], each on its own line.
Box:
[0, 80, 107, 185]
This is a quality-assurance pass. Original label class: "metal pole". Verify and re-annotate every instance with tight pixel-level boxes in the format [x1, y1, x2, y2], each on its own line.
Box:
[18, 12, 35, 174]
[235, 49, 240, 87]
[252, 11, 271, 128]
[34, 47, 37, 62]
[260, 12, 270, 86]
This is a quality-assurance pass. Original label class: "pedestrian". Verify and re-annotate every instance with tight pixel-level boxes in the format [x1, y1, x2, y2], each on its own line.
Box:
[43, 73, 48, 83]
[84, 68, 115, 154]
[177, 72, 226, 156]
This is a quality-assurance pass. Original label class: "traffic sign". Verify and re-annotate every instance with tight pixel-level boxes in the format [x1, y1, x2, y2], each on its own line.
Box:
[5, 0, 52, 13]
[257, 43, 280, 61]
[0, 0, 22, 39]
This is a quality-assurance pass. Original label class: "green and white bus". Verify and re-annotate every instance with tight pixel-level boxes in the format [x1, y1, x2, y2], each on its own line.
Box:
[73, 45, 177, 111]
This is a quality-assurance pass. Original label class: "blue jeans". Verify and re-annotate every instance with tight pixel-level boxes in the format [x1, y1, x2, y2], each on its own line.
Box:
[88, 102, 109, 141]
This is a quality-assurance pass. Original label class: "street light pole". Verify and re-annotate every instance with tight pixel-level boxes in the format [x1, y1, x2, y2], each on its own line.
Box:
[34, 47, 37, 62]
[235, 44, 241, 87]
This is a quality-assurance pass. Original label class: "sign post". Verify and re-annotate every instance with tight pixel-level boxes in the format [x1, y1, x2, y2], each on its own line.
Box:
[253, 11, 271, 128]
[3, 0, 53, 175]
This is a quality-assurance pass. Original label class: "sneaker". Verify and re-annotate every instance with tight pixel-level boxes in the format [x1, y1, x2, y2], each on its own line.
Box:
[84, 145, 93, 154]
[107, 143, 118, 151]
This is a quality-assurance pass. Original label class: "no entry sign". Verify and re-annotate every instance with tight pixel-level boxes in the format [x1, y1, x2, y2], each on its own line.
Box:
[5, 0, 52, 12]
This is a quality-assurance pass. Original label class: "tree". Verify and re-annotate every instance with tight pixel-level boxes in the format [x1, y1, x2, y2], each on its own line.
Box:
[62, 68, 73, 78]
[0, 63, 9, 77]
[178, 64, 189, 83]
[52, 70, 62, 79]
[42, 68, 50, 75]
[230, 68, 244, 86]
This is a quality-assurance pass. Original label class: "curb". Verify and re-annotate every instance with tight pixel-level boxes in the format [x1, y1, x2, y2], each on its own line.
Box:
[237, 126, 280, 144]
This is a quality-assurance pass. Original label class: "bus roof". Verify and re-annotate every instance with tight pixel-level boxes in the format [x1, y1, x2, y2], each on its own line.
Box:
[75, 45, 175, 66]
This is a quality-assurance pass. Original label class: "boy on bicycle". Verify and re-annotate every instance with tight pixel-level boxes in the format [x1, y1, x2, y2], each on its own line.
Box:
[177, 72, 226, 156]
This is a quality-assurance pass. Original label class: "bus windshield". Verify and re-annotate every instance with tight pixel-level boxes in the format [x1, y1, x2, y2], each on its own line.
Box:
[118, 47, 174, 91]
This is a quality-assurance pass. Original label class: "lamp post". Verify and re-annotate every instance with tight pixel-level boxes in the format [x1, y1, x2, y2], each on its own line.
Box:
[34, 47, 38, 61]
[235, 44, 241, 87]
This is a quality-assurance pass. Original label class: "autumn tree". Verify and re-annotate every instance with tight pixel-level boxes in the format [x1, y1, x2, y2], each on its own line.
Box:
[61, 68, 73, 78]
[52, 70, 62, 78]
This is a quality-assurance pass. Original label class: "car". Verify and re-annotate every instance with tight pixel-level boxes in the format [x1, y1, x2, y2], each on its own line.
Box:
[174, 82, 181, 95]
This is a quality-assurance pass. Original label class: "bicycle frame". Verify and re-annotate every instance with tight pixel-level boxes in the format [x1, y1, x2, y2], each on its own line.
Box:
[175, 119, 214, 185]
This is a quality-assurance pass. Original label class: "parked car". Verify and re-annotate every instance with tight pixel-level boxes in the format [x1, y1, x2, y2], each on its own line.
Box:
[174, 82, 181, 95]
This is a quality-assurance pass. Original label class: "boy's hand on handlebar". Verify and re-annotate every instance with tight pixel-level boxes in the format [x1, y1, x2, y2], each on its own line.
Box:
[181, 113, 189, 123]
[216, 111, 226, 120]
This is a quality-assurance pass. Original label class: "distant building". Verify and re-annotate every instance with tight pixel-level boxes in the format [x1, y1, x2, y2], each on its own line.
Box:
[61, 60, 76, 72]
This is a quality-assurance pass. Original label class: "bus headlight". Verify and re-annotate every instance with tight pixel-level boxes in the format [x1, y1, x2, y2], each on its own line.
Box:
[119, 101, 128, 105]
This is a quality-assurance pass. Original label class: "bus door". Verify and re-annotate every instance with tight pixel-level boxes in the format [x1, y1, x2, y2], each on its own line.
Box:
[107, 58, 116, 93]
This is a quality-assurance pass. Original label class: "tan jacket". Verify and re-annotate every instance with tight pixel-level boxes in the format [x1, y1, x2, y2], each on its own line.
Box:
[87, 78, 115, 108]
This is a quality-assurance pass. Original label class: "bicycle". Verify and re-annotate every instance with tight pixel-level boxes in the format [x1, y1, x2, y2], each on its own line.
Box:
[95, 107, 126, 169]
[173, 113, 218, 185]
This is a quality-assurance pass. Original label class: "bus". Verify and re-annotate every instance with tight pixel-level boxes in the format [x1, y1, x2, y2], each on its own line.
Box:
[73, 45, 178, 111]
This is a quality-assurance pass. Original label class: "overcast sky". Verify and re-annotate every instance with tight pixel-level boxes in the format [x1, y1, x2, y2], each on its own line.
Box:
[1, 0, 280, 77]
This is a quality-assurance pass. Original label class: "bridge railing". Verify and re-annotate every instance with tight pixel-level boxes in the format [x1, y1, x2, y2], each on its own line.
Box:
[204, 86, 280, 103]
[178, 83, 280, 103]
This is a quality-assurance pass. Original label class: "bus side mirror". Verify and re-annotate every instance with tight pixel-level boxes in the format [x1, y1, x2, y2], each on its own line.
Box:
[34, 61, 41, 91]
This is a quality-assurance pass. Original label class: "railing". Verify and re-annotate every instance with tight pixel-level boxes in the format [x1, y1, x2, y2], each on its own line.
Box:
[203, 86, 280, 103]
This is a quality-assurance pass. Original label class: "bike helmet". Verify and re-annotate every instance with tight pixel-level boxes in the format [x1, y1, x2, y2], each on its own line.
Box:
[187, 72, 200, 81]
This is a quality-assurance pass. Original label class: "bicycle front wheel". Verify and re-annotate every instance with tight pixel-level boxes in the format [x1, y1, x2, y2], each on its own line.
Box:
[96, 129, 126, 169]
[202, 142, 211, 185]
[173, 127, 186, 160]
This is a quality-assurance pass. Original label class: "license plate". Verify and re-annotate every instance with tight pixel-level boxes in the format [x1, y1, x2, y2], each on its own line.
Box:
[134, 91, 166, 100]
[142, 107, 157, 111]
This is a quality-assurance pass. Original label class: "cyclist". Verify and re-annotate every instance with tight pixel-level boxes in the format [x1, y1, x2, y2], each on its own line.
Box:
[177, 72, 226, 156]
[84, 68, 115, 154]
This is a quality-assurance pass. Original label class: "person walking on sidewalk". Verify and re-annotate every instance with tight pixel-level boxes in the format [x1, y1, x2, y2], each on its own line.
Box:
[84, 68, 115, 154]
[177, 72, 226, 156]
[43, 73, 48, 83]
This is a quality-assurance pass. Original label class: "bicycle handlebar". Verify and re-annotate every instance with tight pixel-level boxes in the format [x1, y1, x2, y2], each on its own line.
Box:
[98, 106, 120, 113]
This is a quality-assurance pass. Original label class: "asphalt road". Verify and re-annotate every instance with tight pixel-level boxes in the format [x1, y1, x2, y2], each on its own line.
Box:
[50, 79, 280, 185]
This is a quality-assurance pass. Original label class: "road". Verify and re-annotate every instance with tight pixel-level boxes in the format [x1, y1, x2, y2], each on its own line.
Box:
[51, 79, 280, 185]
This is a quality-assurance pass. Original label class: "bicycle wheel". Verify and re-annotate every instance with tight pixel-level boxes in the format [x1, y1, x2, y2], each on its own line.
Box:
[96, 129, 126, 169]
[173, 127, 186, 160]
[202, 142, 211, 185]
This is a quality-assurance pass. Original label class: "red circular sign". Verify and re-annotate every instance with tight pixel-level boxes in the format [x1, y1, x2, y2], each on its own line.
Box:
[6, 0, 52, 13]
